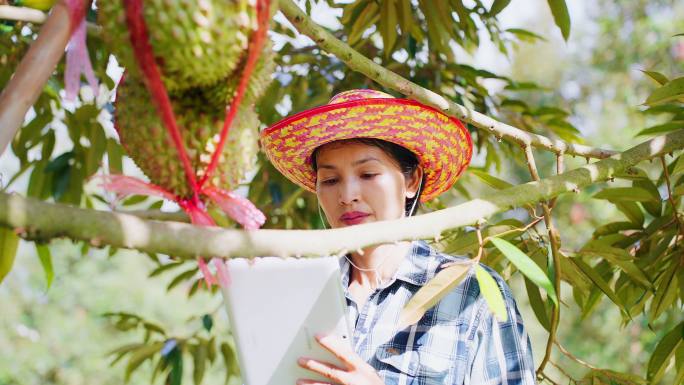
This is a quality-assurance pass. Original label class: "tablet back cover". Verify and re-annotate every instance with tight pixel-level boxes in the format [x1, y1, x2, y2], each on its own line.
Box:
[221, 257, 351, 385]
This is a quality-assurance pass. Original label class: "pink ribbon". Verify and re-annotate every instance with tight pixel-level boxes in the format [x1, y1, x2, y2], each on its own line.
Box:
[97, 174, 266, 287]
[64, 0, 98, 101]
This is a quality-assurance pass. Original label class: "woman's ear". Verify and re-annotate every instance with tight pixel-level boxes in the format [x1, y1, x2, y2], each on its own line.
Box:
[405, 167, 424, 199]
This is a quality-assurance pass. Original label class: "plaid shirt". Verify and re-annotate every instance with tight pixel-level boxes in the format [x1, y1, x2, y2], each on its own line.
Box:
[340, 240, 537, 385]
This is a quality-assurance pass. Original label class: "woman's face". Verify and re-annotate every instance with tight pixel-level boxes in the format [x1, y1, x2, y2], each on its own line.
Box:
[315, 142, 421, 228]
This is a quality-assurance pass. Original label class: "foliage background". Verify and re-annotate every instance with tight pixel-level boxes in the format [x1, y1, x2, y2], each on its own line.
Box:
[0, 0, 683, 384]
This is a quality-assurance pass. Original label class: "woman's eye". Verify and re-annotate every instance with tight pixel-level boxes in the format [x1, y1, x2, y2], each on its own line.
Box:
[361, 173, 378, 179]
[321, 178, 338, 185]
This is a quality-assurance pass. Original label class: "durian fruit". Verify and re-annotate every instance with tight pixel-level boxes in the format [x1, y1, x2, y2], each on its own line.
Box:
[187, 40, 276, 108]
[115, 75, 260, 197]
[98, 0, 257, 92]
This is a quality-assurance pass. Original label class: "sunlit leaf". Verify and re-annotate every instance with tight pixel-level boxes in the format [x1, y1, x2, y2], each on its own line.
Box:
[489, 0, 511, 16]
[469, 168, 513, 190]
[475, 265, 508, 322]
[397, 261, 472, 329]
[35, 243, 54, 289]
[640, 70, 669, 85]
[0, 227, 19, 284]
[645, 77, 684, 105]
[490, 237, 558, 306]
[547, 0, 571, 40]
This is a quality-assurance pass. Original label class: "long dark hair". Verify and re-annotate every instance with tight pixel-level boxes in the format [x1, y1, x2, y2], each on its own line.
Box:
[311, 138, 423, 216]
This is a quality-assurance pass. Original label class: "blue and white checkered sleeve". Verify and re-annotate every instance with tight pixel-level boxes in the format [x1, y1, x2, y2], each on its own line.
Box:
[465, 278, 537, 385]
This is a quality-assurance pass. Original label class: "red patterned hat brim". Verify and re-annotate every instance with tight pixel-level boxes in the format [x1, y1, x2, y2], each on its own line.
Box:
[260, 98, 473, 202]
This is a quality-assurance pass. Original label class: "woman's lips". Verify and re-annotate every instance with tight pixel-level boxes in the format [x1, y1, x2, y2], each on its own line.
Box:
[340, 211, 370, 225]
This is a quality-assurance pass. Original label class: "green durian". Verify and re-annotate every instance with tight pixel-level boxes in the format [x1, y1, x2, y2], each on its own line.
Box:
[114, 75, 259, 197]
[182, 39, 276, 109]
[98, 0, 257, 92]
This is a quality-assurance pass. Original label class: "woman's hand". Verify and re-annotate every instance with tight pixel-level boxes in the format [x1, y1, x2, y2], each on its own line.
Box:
[297, 334, 384, 385]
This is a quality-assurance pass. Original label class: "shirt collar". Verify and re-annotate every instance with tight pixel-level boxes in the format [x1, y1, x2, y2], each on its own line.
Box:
[338, 240, 443, 288]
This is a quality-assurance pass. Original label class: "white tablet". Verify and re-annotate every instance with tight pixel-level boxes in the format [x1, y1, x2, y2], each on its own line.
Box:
[220, 256, 353, 385]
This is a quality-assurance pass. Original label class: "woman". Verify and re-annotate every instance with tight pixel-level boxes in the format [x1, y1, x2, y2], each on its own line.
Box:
[260, 89, 536, 385]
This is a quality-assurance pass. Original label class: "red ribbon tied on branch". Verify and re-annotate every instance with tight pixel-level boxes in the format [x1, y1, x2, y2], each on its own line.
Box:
[64, 0, 98, 101]
[99, 0, 271, 287]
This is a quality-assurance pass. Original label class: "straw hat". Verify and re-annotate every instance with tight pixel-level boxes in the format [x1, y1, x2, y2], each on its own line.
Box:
[260, 89, 472, 202]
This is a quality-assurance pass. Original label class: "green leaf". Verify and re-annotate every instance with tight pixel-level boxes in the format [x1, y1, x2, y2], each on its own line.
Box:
[593, 221, 642, 237]
[167, 268, 197, 291]
[640, 70, 669, 85]
[547, 0, 570, 40]
[107, 138, 124, 174]
[469, 169, 513, 190]
[347, 1, 380, 46]
[397, 261, 472, 329]
[379, 0, 398, 58]
[593, 187, 657, 202]
[647, 321, 683, 382]
[636, 121, 684, 136]
[615, 202, 644, 226]
[221, 341, 240, 383]
[125, 342, 164, 382]
[668, 156, 684, 178]
[649, 265, 678, 323]
[475, 266, 508, 322]
[645, 77, 684, 106]
[572, 258, 627, 315]
[506, 28, 546, 42]
[524, 277, 551, 332]
[490, 237, 558, 306]
[35, 243, 54, 290]
[488, 0, 511, 16]
[202, 314, 213, 332]
[0, 227, 20, 284]
[193, 342, 207, 385]
[579, 241, 651, 288]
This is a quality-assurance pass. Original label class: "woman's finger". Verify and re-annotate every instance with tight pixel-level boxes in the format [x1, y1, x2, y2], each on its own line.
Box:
[297, 357, 347, 382]
[296, 380, 334, 385]
[315, 334, 358, 367]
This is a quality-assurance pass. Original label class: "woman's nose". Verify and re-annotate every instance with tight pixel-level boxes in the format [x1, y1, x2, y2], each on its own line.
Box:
[338, 180, 360, 205]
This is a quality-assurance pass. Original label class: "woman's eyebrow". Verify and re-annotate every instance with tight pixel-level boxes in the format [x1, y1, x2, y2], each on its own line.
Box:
[317, 157, 381, 170]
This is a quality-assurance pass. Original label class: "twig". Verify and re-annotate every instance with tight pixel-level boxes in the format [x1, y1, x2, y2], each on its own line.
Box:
[278, 0, 616, 160]
[1, 130, 683, 259]
[522, 145, 563, 376]
[555, 341, 602, 372]
[660, 156, 683, 243]
[549, 359, 578, 383]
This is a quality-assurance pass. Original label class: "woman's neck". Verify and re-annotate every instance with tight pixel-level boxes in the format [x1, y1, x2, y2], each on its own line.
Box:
[347, 241, 413, 289]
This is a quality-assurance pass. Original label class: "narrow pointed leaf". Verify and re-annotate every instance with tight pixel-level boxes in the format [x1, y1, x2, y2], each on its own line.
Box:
[35, 244, 54, 289]
[647, 321, 683, 381]
[475, 266, 508, 322]
[547, 0, 570, 40]
[645, 77, 684, 106]
[0, 227, 19, 284]
[490, 237, 558, 306]
[398, 261, 472, 329]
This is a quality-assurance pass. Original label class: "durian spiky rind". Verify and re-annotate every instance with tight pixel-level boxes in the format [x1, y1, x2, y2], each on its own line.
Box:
[115, 75, 259, 197]
[98, 0, 257, 92]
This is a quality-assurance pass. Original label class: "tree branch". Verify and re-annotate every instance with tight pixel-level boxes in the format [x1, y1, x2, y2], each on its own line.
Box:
[278, 0, 616, 159]
[522, 145, 562, 376]
[2, 130, 682, 259]
[0, 0, 90, 156]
